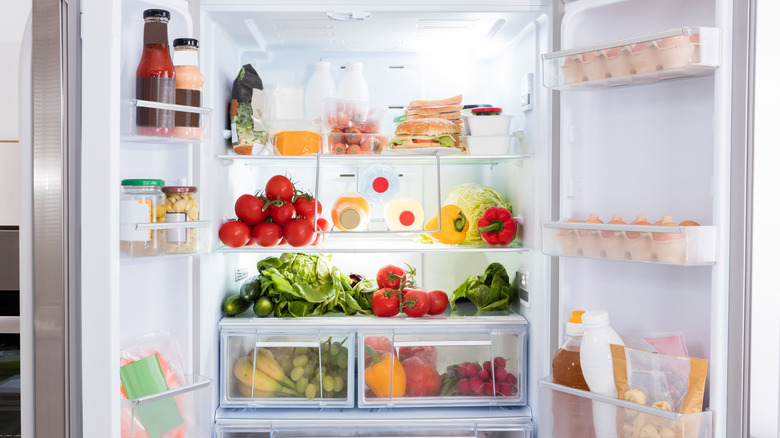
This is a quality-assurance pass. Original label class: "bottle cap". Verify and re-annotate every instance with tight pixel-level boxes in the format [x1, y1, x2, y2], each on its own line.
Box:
[582, 309, 610, 327]
[569, 310, 585, 323]
[173, 38, 199, 48]
[314, 61, 331, 69]
[339, 208, 363, 230]
[566, 310, 586, 336]
[345, 61, 363, 71]
[143, 9, 171, 19]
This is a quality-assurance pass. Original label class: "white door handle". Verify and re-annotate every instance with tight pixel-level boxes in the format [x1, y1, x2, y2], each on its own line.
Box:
[0, 316, 20, 334]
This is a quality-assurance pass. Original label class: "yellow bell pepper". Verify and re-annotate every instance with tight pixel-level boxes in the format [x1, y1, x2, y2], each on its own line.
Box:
[364, 345, 406, 398]
[424, 204, 470, 245]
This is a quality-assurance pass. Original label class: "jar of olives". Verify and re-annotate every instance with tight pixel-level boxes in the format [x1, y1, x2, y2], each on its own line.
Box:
[162, 185, 200, 253]
[120, 179, 166, 256]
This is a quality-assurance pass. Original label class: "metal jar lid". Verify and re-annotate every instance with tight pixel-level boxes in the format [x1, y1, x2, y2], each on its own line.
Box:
[121, 179, 165, 187]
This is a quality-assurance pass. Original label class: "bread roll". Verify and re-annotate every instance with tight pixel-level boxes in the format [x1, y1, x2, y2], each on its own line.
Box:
[407, 94, 463, 109]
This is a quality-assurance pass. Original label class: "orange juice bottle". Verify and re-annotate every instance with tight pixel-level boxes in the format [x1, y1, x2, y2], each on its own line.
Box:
[172, 38, 204, 139]
[331, 192, 371, 232]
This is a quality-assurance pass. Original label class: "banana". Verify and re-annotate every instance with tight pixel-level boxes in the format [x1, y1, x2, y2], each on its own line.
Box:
[254, 348, 297, 389]
[236, 382, 275, 398]
[233, 356, 299, 396]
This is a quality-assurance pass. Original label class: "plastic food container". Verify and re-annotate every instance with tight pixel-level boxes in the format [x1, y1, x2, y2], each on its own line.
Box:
[219, 324, 355, 408]
[471, 107, 503, 116]
[266, 120, 323, 156]
[323, 98, 387, 154]
[162, 186, 200, 254]
[120, 179, 166, 256]
[463, 115, 513, 136]
[462, 135, 511, 155]
[326, 131, 387, 155]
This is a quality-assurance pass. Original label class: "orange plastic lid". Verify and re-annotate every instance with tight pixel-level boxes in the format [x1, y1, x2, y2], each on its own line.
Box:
[569, 310, 585, 324]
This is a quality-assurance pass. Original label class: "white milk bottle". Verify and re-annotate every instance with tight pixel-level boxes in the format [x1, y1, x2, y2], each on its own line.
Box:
[304, 61, 336, 120]
[580, 309, 624, 438]
[337, 61, 370, 102]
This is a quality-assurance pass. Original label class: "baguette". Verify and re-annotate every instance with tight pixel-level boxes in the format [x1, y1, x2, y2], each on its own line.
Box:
[405, 104, 463, 115]
[407, 94, 463, 109]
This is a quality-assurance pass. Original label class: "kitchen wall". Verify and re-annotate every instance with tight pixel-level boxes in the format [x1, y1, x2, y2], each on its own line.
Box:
[0, 0, 31, 226]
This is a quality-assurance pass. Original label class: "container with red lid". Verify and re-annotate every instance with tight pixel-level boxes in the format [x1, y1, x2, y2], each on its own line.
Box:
[471, 107, 503, 116]
[162, 185, 200, 253]
[463, 112, 513, 136]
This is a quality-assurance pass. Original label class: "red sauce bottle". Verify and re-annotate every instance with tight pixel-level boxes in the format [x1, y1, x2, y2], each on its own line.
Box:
[136, 9, 176, 137]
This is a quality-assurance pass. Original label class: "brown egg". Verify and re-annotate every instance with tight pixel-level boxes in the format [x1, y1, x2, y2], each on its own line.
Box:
[602, 214, 625, 239]
[627, 214, 650, 239]
[653, 215, 684, 241]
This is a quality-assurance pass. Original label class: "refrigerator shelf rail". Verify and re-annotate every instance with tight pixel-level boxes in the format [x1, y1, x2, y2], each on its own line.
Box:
[123, 99, 213, 143]
[219, 314, 529, 331]
[215, 239, 528, 254]
[542, 27, 721, 90]
[541, 221, 717, 265]
[120, 374, 212, 438]
[216, 154, 532, 167]
[538, 377, 713, 438]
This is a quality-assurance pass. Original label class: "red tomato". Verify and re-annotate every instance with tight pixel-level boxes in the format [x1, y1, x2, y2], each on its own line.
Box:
[270, 202, 296, 226]
[294, 196, 322, 222]
[371, 288, 400, 317]
[252, 222, 283, 247]
[376, 264, 407, 290]
[401, 356, 442, 397]
[265, 175, 294, 202]
[234, 194, 267, 225]
[283, 219, 316, 247]
[218, 220, 251, 248]
[402, 288, 430, 318]
[345, 127, 362, 145]
[311, 218, 330, 246]
[426, 290, 449, 316]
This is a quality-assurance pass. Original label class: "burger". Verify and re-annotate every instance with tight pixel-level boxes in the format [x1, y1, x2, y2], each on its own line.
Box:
[387, 118, 461, 150]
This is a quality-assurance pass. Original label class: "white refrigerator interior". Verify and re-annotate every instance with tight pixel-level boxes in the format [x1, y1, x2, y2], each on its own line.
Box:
[73, 0, 748, 436]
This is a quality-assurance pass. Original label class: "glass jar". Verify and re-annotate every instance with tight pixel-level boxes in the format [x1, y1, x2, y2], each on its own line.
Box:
[331, 192, 371, 232]
[162, 186, 200, 253]
[120, 179, 166, 256]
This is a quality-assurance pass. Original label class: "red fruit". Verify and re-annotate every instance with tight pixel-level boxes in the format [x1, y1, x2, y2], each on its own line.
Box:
[494, 368, 508, 382]
[493, 356, 507, 369]
[376, 265, 407, 290]
[458, 363, 470, 378]
[483, 361, 493, 373]
[478, 369, 489, 380]
[270, 201, 296, 226]
[466, 363, 479, 378]
[218, 220, 251, 248]
[505, 372, 517, 385]
[371, 288, 401, 317]
[265, 175, 294, 202]
[484, 380, 495, 396]
[293, 195, 322, 222]
[426, 290, 448, 316]
[234, 194, 267, 225]
[402, 288, 430, 318]
[457, 379, 471, 394]
[283, 219, 316, 247]
[252, 222, 283, 247]
[498, 383, 514, 396]
[469, 377, 485, 395]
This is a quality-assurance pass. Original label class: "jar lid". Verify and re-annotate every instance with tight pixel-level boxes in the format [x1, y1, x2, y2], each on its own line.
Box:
[339, 208, 363, 230]
[472, 107, 503, 114]
[162, 186, 198, 193]
[143, 9, 170, 19]
[463, 104, 493, 109]
[122, 179, 165, 187]
[173, 38, 199, 48]
[581, 309, 610, 327]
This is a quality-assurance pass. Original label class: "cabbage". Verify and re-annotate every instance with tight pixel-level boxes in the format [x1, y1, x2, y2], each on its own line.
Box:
[446, 183, 512, 243]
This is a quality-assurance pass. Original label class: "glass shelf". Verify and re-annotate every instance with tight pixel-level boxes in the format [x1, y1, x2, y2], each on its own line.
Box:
[216, 237, 527, 254]
[217, 153, 531, 167]
[542, 27, 720, 90]
[122, 99, 213, 143]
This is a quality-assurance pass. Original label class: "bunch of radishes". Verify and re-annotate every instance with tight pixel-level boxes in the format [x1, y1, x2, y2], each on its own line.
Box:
[454, 357, 518, 396]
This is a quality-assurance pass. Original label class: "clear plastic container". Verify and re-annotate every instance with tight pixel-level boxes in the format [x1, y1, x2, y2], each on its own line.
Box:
[162, 186, 199, 254]
[305, 61, 336, 120]
[120, 179, 166, 256]
[552, 310, 589, 391]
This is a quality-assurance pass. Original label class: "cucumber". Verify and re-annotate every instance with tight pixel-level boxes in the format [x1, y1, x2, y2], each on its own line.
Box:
[239, 276, 262, 301]
[253, 296, 274, 318]
[222, 294, 251, 316]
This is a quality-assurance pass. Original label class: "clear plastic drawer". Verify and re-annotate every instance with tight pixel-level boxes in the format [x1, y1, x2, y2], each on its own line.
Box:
[220, 327, 354, 408]
[538, 377, 713, 438]
[357, 327, 527, 408]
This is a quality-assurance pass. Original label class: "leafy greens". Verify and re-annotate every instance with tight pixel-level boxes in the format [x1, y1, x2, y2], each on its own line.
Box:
[449, 263, 513, 312]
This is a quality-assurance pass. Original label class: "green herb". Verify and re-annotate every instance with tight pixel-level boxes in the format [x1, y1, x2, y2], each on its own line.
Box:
[450, 263, 512, 312]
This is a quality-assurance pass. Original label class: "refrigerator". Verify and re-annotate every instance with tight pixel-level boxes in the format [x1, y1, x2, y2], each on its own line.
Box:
[19, 0, 753, 437]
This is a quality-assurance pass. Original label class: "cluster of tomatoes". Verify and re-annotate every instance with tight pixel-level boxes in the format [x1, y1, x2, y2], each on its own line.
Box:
[371, 264, 449, 318]
[218, 175, 329, 248]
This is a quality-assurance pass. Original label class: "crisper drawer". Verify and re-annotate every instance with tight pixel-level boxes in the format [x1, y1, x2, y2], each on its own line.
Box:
[357, 327, 527, 408]
[538, 377, 713, 438]
[220, 328, 354, 408]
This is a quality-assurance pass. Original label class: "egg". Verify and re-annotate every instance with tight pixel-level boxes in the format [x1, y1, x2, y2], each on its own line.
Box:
[627, 214, 650, 239]
[602, 214, 626, 239]
[579, 213, 603, 237]
[653, 215, 684, 241]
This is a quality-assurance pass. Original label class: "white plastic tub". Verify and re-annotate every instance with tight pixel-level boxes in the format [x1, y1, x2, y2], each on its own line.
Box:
[463, 115, 513, 136]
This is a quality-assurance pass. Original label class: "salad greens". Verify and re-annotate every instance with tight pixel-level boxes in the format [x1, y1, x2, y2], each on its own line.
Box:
[450, 263, 513, 312]
[233, 102, 266, 147]
[256, 254, 374, 318]
[446, 183, 512, 243]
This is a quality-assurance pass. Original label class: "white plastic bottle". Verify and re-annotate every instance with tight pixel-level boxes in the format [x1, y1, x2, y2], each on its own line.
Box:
[359, 166, 399, 204]
[337, 61, 370, 102]
[580, 309, 624, 438]
[304, 61, 336, 120]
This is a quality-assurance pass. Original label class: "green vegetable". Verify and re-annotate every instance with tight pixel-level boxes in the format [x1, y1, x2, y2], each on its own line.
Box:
[239, 276, 262, 301]
[223, 295, 251, 316]
[256, 253, 374, 318]
[233, 102, 266, 147]
[446, 184, 512, 243]
[450, 263, 512, 312]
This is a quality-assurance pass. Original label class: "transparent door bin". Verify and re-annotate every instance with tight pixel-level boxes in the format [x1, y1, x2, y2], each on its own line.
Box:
[357, 328, 527, 408]
[541, 221, 717, 266]
[122, 221, 211, 258]
[542, 27, 720, 90]
[120, 374, 211, 438]
[125, 99, 212, 142]
[538, 377, 713, 438]
[219, 329, 354, 408]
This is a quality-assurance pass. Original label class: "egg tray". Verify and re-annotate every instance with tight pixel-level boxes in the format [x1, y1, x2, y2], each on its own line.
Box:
[542, 27, 720, 89]
[540, 222, 717, 266]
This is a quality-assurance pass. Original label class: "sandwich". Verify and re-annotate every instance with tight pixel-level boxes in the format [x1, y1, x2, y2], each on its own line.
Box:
[387, 118, 462, 150]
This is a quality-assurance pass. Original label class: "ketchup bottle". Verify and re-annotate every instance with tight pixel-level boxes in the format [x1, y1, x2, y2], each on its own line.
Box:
[136, 9, 176, 137]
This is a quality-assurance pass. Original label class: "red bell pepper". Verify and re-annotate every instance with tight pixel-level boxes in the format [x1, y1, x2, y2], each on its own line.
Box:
[401, 356, 442, 397]
[477, 206, 517, 245]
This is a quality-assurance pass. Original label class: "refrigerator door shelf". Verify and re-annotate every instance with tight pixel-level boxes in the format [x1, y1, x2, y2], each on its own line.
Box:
[219, 330, 355, 408]
[541, 221, 717, 266]
[356, 326, 527, 408]
[123, 99, 213, 143]
[542, 27, 721, 90]
[538, 377, 713, 438]
[120, 220, 212, 258]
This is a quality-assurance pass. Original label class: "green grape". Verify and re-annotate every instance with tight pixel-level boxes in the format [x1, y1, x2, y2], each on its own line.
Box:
[290, 366, 305, 382]
[293, 354, 309, 368]
[305, 383, 317, 400]
[294, 347, 308, 356]
[322, 353, 330, 366]
[322, 375, 335, 392]
[330, 343, 340, 356]
[338, 367, 348, 381]
[304, 362, 315, 377]
[337, 352, 348, 369]
[296, 376, 309, 394]
[333, 375, 344, 392]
